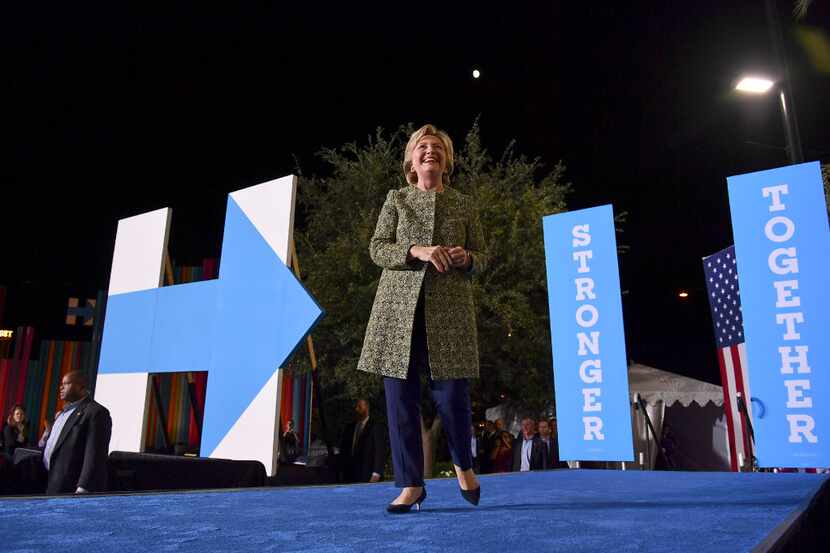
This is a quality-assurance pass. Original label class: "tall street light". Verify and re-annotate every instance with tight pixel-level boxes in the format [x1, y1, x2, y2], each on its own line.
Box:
[735, 75, 804, 164]
[741, 0, 806, 165]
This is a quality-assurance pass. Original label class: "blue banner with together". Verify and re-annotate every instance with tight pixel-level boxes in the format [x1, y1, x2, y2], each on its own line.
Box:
[542, 205, 633, 462]
[727, 161, 830, 468]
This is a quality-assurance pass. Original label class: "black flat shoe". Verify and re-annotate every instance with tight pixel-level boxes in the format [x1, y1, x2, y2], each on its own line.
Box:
[460, 486, 480, 506]
[386, 487, 427, 514]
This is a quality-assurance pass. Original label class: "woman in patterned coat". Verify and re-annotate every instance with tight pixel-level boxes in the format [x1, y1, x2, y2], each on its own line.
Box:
[357, 124, 489, 512]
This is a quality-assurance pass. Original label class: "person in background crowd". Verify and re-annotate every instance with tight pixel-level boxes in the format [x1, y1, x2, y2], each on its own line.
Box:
[656, 422, 677, 470]
[538, 418, 568, 469]
[338, 399, 387, 484]
[490, 429, 513, 473]
[470, 424, 479, 473]
[479, 420, 497, 474]
[512, 416, 546, 472]
[495, 418, 506, 434]
[3, 404, 33, 457]
[280, 419, 300, 463]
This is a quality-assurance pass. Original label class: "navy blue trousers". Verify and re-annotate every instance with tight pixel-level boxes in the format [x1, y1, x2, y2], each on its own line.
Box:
[383, 295, 473, 488]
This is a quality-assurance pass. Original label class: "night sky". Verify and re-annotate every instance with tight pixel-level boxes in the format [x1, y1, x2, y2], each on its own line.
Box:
[3, 2, 829, 384]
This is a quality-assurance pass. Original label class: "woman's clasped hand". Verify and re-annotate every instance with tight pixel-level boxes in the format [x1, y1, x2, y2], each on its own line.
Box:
[409, 244, 469, 272]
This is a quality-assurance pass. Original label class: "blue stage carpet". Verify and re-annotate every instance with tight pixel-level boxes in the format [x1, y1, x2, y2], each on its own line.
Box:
[0, 469, 824, 552]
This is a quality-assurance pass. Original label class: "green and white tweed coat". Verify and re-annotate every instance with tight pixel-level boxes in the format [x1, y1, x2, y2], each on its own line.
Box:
[357, 185, 489, 380]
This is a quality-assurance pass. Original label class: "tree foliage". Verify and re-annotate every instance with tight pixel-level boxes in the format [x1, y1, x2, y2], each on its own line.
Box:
[290, 122, 570, 438]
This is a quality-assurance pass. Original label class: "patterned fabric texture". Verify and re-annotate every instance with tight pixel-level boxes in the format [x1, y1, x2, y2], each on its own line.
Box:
[357, 185, 488, 380]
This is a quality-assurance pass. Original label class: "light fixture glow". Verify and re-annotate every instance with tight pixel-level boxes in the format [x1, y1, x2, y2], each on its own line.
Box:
[678, 291, 689, 299]
[472, 69, 481, 79]
[735, 77, 774, 94]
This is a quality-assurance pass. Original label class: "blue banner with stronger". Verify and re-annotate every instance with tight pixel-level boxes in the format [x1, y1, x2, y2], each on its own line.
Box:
[727, 161, 830, 468]
[542, 205, 633, 461]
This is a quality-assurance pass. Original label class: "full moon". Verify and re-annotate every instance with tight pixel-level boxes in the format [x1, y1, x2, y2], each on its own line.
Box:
[472, 69, 481, 79]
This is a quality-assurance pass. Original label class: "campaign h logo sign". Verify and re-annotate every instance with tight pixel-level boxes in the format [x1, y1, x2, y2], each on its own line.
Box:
[542, 205, 633, 462]
[727, 161, 830, 468]
[96, 175, 323, 475]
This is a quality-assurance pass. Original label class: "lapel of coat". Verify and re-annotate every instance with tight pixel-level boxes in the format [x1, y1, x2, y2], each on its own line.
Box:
[51, 396, 90, 458]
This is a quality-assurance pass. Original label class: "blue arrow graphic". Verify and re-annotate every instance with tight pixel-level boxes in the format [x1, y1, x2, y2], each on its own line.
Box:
[99, 197, 323, 456]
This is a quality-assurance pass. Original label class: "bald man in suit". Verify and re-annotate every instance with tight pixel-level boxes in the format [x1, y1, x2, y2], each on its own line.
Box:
[42, 371, 111, 494]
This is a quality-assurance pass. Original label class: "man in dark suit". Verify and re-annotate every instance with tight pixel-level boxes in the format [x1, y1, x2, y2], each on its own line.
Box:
[512, 416, 546, 472]
[479, 420, 497, 474]
[338, 399, 387, 483]
[538, 418, 568, 469]
[42, 371, 112, 494]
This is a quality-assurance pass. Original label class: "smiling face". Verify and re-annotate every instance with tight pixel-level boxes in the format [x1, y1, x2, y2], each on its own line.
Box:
[403, 124, 454, 187]
[12, 407, 25, 425]
[411, 135, 447, 184]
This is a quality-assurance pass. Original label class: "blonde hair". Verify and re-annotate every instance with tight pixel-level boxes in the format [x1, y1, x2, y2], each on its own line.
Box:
[403, 124, 454, 186]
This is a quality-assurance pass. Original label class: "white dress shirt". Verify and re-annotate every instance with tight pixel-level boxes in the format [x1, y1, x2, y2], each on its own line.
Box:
[520, 437, 533, 472]
[43, 396, 85, 471]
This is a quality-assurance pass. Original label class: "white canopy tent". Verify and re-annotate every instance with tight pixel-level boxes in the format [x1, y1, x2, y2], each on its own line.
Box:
[628, 362, 723, 407]
[628, 363, 730, 471]
[485, 363, 732, 471]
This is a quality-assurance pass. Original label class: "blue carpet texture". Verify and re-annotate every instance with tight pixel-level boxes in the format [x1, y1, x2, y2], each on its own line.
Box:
[0, 469, 824, 553]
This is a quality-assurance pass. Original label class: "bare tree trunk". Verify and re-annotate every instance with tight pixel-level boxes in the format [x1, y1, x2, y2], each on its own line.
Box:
[421, 415, 443, 478]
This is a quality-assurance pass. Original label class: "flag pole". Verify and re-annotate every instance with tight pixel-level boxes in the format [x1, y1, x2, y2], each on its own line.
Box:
[736, 393, 757, 471]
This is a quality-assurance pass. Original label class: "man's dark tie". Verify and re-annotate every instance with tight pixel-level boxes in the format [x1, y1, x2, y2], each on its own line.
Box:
[352, 421, 364, 454]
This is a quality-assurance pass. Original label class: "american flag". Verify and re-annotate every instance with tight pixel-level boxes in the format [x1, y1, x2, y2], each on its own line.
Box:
[703, 245, 753, 471]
